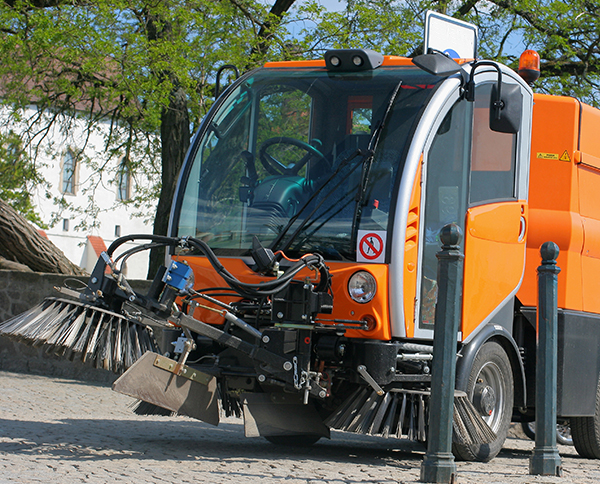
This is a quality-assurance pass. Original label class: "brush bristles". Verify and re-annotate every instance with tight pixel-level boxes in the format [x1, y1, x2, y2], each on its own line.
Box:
[452, 395, 497, 444]
[326, 387, 497, 445]
[325, 387, 428, 441]
[218, 381, 243, 419]
[130, 386, 243, 420]
[0, 297, 159, 374]
[130, 400, 175, 417]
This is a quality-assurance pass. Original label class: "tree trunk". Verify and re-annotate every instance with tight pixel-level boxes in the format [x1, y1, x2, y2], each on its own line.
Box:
[147, 85, 190, 278]
[0, 199, 86, 275]
[251, 0, 297, 59]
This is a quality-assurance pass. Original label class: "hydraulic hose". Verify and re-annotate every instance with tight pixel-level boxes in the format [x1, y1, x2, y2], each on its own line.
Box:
[103, 234, 330, 299]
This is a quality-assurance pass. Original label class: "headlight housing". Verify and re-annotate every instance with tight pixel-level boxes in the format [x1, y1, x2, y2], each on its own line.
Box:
[348, 271, 377, 303]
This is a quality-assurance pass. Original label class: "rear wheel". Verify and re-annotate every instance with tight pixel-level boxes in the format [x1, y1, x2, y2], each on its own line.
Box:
[557, 421, 573, 446]
[571, 376, 600, 458]
[453, 341, 514, 462]
[521, 420, 573, 446]
[522, 421, 536, 440]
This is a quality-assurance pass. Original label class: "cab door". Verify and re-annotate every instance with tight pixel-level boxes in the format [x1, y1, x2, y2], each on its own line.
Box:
[461, 80, 530, 340]
[415, 73, 531, 341]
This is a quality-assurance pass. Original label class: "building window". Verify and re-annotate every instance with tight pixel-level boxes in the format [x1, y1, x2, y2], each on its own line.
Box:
[62, 218, 69, 232]
[61, 150, 77, 194]
[117, 159, 130, 201]
[115, 225, 121, 237]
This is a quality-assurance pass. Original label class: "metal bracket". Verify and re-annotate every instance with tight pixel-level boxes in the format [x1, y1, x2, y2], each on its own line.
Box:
[153, 355, 212, 385]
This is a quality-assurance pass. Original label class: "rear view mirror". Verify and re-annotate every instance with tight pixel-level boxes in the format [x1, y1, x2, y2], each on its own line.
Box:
[490, 83, 522, 134]
[466, 60, 523, 134]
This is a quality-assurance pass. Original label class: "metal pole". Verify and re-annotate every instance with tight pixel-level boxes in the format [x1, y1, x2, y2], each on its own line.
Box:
[529, 241, 562, 476]
[420, 223, 464, 484]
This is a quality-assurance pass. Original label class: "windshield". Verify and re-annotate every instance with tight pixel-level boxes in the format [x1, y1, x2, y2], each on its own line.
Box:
[175, 66, 440, 261]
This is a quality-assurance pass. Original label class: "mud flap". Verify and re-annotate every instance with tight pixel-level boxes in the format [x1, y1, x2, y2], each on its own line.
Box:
[112, 351, 219, 426]
[242, 393, 330, 439]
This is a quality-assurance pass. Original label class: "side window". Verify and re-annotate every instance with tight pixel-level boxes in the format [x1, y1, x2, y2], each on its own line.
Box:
[61, 150, 77, 195]
[469, 83, 517, 205]
[420, 99, 471, 327]
[177, 84, 252, 239]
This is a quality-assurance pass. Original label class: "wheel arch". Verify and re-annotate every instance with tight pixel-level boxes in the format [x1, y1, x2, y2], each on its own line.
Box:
[456, 323, 526, 408]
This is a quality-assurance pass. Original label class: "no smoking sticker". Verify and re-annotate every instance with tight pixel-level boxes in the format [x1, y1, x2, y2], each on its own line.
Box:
[357, 230, 387, 263]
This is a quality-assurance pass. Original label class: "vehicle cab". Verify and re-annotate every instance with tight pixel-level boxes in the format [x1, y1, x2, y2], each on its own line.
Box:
[169, 50, 533, 346]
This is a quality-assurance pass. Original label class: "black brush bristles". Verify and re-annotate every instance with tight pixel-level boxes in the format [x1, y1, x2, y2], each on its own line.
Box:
[0, 297, 160, 374]
[326, 387, 497, 445]
[130, 400, 175, 417]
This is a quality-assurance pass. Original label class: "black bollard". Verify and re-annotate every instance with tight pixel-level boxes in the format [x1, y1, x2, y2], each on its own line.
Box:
[420, 223, 464, 484]
[529, 241, 562, 476]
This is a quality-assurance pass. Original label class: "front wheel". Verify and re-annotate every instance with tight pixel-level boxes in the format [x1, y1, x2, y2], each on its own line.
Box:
[571, 375, 600, 458]
[453, 341, 514, 462]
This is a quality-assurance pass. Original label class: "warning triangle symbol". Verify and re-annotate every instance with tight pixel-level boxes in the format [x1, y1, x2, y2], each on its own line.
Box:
[560, 150, 571, 162]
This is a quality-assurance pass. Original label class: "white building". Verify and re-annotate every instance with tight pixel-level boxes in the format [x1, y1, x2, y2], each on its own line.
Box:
[2, 105, 158, 279]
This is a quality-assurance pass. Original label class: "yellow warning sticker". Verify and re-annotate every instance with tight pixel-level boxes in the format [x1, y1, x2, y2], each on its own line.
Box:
[560, 150, 571, 162]
[537, 152, 559, 160]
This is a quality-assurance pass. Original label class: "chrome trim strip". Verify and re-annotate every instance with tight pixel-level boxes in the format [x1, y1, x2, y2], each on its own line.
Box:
[389, 77, 462, 338]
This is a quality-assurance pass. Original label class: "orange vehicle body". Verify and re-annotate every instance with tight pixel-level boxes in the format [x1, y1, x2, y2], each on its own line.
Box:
[518, 93, 600, 314]
[150, 49, 600, 459]
[183, 68, 600, 343]
[186, 257, 392, 340]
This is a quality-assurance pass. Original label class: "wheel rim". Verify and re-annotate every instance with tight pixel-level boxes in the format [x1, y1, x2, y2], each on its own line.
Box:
[557, 422, 573, 445]
[472, 361, 505, 432]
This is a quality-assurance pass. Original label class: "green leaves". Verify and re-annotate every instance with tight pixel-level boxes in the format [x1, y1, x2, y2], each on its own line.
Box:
[0, 131, 46, 226]
[1, 0, 598, 238]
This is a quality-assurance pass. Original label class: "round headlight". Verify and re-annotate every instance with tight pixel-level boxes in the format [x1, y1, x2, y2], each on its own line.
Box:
[330, 55, 341, 67]
[352, 55, 363, 66]
[348, 271, 377, 303]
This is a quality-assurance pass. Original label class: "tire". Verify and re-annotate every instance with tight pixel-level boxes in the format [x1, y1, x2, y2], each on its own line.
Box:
[453, 341, 514, 462]
[264, 434, 322, 447]
[571, 375, 600, 458]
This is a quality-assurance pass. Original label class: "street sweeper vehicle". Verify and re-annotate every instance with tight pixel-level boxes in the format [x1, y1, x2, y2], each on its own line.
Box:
[5, 24, 600, 465]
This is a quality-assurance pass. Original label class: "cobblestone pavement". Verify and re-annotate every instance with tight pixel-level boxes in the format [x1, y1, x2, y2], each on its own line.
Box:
[1, 370, 598, 484]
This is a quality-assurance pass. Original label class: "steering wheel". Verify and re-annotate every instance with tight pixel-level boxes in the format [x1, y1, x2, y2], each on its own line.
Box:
[258, 137, 330, 176]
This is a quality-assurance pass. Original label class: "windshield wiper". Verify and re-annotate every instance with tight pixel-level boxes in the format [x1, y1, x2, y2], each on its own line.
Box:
[350, 80, 403, 248]
[273, 80, 404, 257]
[270, 148, 369, 253]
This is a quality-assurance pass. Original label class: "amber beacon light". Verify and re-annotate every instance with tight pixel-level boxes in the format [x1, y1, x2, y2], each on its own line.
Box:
[518, 49, 541, 86]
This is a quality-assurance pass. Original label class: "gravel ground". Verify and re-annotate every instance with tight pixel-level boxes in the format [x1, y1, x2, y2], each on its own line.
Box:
[0, 370, 598, 484]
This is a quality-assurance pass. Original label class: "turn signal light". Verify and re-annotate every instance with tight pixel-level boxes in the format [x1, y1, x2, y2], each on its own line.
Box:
[518, 50, 540, 85]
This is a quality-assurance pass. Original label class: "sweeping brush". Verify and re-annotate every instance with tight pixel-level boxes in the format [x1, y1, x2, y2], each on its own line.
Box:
[0, 297, 160, 374]
[325, 386, 496, 445]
